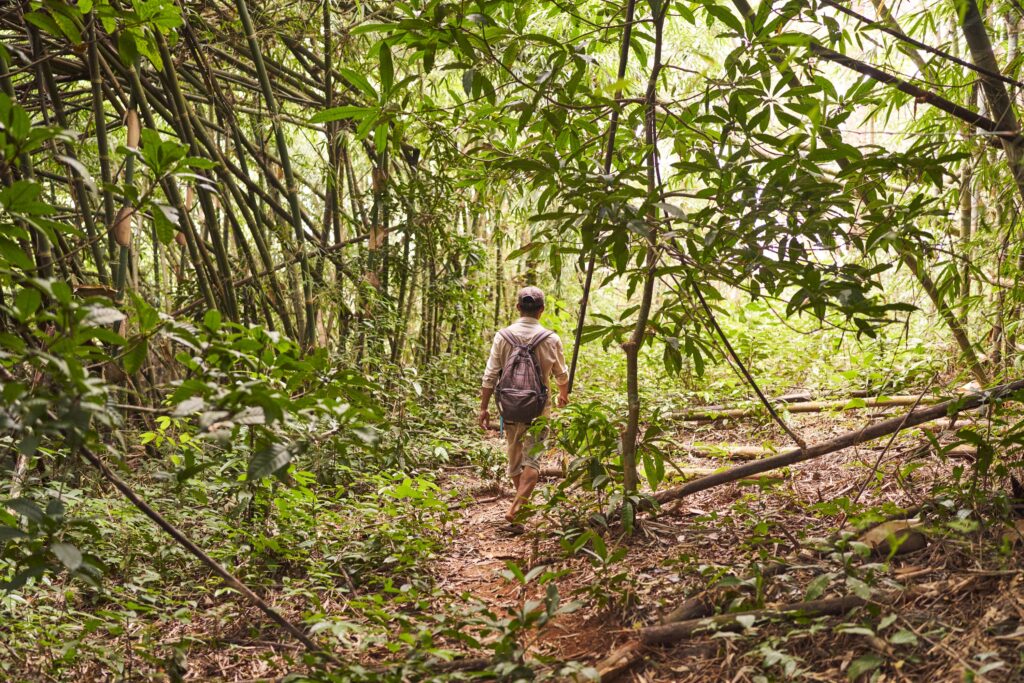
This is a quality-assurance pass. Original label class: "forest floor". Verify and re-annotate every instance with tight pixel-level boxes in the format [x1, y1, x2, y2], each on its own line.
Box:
[17, 401, 1024, 682]
[431, 405, 1024, 682]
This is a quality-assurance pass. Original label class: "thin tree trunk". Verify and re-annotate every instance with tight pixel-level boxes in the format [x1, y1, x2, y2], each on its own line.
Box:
[959, 0, 1024, 204]
[567, 0, 639, 393]
[620, 0, 669, 497]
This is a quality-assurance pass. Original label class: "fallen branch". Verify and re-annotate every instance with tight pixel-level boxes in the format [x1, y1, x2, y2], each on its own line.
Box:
[643, 593, 872, 645]
[674, 395, 942, 422]
[653, 379, 1024, 506]
[75, 440, 329, 659]
[598, 575, 979, 679]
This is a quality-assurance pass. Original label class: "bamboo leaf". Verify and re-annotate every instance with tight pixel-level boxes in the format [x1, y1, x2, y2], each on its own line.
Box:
[311, 106, 375, 124]
[338, 67, 377, 100]
[379, 42, 394, 95]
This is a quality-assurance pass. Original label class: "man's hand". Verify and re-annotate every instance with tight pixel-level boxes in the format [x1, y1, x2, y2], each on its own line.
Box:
[479, 387, 494, 431]
[556, 386, 570, 408]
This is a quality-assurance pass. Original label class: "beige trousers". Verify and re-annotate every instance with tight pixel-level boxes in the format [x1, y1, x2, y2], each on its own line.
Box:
[504, 422, 549, 477]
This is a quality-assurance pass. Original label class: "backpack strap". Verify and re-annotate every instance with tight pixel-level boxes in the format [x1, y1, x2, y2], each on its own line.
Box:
[498, 328, 524, 348]
[527, 329, 553, 351]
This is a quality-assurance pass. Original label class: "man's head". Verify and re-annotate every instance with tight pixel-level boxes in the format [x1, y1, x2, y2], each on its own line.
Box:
[516, 286, 545, 318]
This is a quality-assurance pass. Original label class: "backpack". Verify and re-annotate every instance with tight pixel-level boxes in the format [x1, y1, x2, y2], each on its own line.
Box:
[494, 328, 553, 424]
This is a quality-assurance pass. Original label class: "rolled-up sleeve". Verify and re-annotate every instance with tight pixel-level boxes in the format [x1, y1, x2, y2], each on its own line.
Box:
[482, 333, 504, 389]
[550, 335, 569, 388]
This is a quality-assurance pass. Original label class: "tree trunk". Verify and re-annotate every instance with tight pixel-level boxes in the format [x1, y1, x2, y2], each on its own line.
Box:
[620, 0, 668, 497]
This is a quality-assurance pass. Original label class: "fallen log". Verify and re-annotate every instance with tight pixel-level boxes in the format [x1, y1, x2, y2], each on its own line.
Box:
[653, 379, 1024, 507]
[674, 395, 943, 422]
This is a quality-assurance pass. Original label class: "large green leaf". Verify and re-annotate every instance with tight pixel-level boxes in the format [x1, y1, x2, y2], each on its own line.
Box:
[247, 443, 292, 480]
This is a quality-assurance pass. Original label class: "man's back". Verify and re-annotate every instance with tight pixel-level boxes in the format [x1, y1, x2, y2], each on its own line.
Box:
[482, 316, 569, 395]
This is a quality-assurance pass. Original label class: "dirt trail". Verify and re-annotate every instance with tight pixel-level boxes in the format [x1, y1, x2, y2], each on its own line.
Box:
[435, 488, 528, 603]
[431, 432, 625, 666]
[426, 409, 1024, 680]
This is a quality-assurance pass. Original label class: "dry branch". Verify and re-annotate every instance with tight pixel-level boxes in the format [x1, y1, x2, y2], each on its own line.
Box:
[675, 395, 942, 421]
[74, 440, 328, 658]
[598, 575, 981, 680]
[653, 379, 1024, 506]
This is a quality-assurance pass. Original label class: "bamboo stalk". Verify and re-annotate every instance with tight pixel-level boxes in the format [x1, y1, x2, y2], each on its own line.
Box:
[154, 32, 238, 320]
[87, 13, 116, 270]
[234, 0, 316, 346]
[26, 20, 108, 284]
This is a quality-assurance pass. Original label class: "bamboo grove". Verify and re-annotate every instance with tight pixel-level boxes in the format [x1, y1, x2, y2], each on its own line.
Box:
[1, 0, 498, 366]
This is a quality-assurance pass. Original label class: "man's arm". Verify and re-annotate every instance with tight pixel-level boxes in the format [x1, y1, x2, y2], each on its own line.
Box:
[551, 336, 570, 408]
[479, 333, 504, 430]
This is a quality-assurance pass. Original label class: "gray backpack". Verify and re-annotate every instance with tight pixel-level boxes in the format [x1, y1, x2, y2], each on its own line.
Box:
[495, 328, 553, 424]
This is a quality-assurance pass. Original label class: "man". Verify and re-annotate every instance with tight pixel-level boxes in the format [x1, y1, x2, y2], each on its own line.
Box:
[479, 286, 570, 527]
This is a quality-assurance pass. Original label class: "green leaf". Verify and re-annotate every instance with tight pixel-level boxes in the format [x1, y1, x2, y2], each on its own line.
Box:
[379, 42, 394, 95]
[0, 237, 36, 271]
[338, 67, 377, 100]
[349, 22, 400, 35]
[13, 287, 41, 321]
[889, 629, 917, 645]
[247, 443, 292, 479]
[152, 204, 178, 244]
[6, 498, 43, 522]
[24, 12, 62, 39]
[51, 542, 82, 571]
[705, 4, 744, 34]
[123, 339, 148, 375]
[203, 309, 222, 332]
[310, 105, 375, 123]
[804, 572, 830, 600]
[847, 654, 883, 680]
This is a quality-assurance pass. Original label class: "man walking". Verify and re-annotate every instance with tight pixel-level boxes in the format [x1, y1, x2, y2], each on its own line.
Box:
[479, 286, 570, 528]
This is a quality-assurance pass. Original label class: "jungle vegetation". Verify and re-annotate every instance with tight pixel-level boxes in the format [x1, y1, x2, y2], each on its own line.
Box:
[2, 0, 1024, 680]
